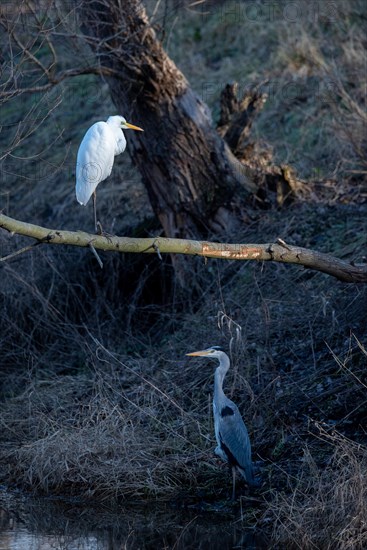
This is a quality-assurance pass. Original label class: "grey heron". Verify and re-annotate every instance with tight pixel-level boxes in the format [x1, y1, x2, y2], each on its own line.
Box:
[186, 346, 255, 499]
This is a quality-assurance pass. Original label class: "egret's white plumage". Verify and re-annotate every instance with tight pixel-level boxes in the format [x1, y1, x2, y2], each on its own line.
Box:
[75, 115, 143, 231]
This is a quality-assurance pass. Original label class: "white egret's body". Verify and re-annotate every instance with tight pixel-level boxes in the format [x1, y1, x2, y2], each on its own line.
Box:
[186, 346, 255, 499]
[75, 115, 143, 231]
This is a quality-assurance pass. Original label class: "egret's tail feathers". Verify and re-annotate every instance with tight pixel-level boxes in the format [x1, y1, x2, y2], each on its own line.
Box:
[76, 191, 89, 206]
[75, 182, 93, 206]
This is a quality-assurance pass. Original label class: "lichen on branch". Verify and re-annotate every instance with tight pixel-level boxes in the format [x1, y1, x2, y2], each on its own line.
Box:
[0, 213, 366, 283]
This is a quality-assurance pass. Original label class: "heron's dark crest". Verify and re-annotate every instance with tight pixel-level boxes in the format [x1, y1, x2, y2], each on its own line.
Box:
[206, 346, 225, 353]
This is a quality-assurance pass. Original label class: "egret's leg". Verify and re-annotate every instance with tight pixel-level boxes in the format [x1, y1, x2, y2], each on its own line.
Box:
[231, 467, 236, 501]
[93, 191, 104, 235]
[93, 190, 98, 233]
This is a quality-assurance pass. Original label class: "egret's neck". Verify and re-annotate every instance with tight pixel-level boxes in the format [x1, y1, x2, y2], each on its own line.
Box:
[113, 129, 126, 155]
[214, 353, 230, 401]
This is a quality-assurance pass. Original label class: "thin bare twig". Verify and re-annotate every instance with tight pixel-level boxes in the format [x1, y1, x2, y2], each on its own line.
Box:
[0, 241, 42, 262]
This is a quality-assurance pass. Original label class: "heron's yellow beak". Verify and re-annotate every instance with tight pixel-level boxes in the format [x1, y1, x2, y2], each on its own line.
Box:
[124, 122, 144, 131]
[186, 350, 211, 357]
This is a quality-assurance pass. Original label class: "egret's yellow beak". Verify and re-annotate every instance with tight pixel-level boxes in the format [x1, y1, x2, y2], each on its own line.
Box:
[124, 122, 144, 131]
[186, 350, 211, 357]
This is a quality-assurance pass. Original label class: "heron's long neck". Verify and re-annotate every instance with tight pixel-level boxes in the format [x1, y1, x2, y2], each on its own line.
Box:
[214, 354, 230, 402]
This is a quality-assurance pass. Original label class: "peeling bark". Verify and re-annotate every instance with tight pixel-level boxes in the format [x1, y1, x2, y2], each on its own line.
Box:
[1, 213, 367, 283]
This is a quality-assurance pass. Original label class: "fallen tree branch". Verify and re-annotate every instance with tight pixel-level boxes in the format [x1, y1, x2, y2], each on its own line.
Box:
[0, 213, 366, 283]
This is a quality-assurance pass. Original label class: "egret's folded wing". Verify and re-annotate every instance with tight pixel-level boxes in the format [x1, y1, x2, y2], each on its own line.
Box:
[76, 122, 115, 205]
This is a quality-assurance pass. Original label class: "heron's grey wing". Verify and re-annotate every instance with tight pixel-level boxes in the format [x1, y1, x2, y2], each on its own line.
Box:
[76, 122, 115, 205]
[217, 402, 254, 484]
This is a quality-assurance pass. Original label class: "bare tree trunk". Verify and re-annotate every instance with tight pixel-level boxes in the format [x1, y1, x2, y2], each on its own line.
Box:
[78, 0, 256, 238]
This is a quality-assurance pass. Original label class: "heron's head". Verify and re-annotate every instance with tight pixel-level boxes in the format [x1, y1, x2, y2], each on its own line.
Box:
[107, 115, 144, 132]
[186, 346, 226, 359]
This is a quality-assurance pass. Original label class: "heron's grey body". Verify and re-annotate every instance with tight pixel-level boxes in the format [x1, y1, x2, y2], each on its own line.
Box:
[187, 346, 255, 499]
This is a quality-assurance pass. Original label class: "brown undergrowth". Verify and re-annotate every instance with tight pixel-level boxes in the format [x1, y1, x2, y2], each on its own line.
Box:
[0, 206, 366, 550]
[0, 1, 366, 546]
[0, 205, 366, 508]
[266, 428, 367, 549]
[261, 338, 367, 549]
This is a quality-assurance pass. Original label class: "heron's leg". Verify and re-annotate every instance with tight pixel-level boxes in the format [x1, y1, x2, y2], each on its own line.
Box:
[231, 466, 236, 501]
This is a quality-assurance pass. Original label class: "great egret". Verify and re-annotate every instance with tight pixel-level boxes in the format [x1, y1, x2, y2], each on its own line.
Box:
[186, 346, 255, 499]
[76, 115, 143, 232]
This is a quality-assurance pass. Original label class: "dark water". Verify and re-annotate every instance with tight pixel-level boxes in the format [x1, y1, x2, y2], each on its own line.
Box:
[0, 491, 267, 549]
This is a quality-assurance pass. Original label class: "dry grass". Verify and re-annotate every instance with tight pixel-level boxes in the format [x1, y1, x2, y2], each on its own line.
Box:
[266, 432, 367, 549]
[264, 338, 367, 548]
[0, 1, 366, 546]
[0, 344, 225, 500]
[166, 0, 367, 183]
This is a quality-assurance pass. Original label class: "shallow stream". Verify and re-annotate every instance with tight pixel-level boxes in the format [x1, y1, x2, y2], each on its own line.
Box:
[0, 490, 266, 549]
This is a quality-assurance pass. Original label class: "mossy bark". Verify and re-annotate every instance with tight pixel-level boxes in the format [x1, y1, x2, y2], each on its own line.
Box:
[2, 213, 367, 283]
